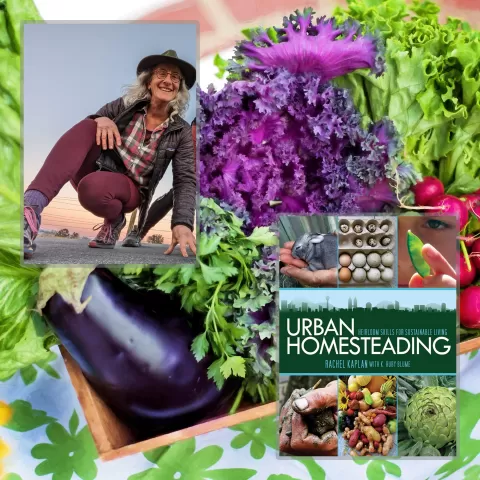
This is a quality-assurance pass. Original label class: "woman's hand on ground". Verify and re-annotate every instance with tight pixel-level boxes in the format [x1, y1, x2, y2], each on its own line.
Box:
[279, 381, 338, 456]
[165, 225, 196, 257]
[280, 241, 337, 287]
[94, 117, 122, 149]
[409, 243, 457, 288]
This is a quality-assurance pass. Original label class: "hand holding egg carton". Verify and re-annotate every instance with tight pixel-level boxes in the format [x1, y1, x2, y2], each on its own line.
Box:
[338, 217, 396, 287]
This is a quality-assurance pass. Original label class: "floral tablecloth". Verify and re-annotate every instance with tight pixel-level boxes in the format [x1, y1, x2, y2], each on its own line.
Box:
[0, 347, 479, 480]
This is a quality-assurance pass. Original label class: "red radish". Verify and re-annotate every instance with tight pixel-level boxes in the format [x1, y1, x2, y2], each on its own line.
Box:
[459, 253, 477, 287]
[427, 195, 469, 230]
[463, 236, 477, 248]
[460, 286, 480, 329]
[412, 177, 444, 206]
[461, 194, 480, 219]
[472, 240, 480, 270]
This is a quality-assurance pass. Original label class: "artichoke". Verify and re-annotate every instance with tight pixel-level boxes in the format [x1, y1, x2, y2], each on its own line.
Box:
[404, 387, 456, 449]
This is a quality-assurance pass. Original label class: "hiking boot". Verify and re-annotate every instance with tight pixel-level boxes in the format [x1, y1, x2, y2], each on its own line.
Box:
[122, 226, 143, 247]
[24, 206, 39, 259]
[88, 215, 126, 249]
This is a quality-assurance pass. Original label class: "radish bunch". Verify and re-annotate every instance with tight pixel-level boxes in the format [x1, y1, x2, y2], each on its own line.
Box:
[411, 177, 480, 330]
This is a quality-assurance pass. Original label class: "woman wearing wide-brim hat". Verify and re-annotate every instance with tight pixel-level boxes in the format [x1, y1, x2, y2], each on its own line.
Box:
[23, 50, 197, 259]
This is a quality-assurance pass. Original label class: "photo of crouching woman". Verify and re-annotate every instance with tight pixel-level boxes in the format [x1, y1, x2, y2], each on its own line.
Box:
[23, 49, 196, 259]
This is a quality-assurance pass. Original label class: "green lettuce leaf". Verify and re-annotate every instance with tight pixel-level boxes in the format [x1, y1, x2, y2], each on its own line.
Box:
[333, 0, 480, 190]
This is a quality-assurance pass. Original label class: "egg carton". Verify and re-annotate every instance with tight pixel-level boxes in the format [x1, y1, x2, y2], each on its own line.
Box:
[337, 216, 396, 287]
[338, 216, 396, 250]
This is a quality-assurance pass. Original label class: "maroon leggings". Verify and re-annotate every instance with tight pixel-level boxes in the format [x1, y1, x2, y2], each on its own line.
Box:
[27, 119, 141, 221]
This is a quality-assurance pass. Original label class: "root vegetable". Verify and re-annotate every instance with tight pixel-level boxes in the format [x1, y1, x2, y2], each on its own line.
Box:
[427, 195, 469, 231]
[355, 441, 364, 451]
[359, 401, 369, 412]
[373, 441, 380, 449]
[358, 412, 371, 425]
[350, 450, 358, 457]
[362, 426, 381, 442]
[377, 445, 382, 454]
[348, 399, 360, 410]
[359, 447, 368, 456]
[368, 441, 375, 453]
[372, 414, 387, 427]
[382, 432, 394, 456]
[348, 429, 361, 447]
[460, 286, 480, 329]
[412, 176, 444, 206]
[370, 408, 396, 417]
[375, 426, 383, 433]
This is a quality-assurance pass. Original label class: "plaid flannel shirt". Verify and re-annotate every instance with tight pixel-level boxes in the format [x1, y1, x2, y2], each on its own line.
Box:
[116, 107, 169, 186]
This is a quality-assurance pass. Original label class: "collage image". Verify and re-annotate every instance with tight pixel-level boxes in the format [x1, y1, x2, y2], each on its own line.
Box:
[279, 214, 458, 289]
[1, 0, 479, 478]
[278, 246, 458, 458]
[278, 375, 456, 458]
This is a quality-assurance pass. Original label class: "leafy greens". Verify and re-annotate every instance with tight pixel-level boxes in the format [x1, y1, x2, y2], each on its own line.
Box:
[120, 198, 278, 404]
[0, 0, 55, 380]
[333, 0, 480, 191]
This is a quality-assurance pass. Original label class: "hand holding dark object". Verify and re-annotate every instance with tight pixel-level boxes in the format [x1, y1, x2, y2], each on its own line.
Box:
[165, 225, 196, 257]
[279, 381, 338, 456]
[94, 116, 122, 149]
[280, 241, 337, 287]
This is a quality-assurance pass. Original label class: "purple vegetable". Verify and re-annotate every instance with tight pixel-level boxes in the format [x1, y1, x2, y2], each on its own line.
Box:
[236, 10, 384, 80]
[41, 269, 236, 437]
[199, 11, 404, 228]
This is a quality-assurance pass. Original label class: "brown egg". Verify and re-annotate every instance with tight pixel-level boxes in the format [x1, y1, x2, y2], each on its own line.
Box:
[338, 267, 352, 283]
[366, 376, 385, 393]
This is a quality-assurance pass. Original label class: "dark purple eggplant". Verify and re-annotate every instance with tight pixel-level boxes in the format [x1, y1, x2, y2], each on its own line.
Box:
[42, 268, 236, 437]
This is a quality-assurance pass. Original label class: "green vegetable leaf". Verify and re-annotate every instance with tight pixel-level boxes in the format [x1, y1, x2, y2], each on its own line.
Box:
[154, 281, 178, 294]
[247, 227, 277, 246]
[198, 233, 222, 256]
[69, 409, 79, 435]
[445, 173, 480, 196]
[213, 53, 229, 79]
[207, 358, 225, 389]
[220, 356, 246, 379]
[4, 400, 55, 432]
[199, 261, 228, 284]
[191, 333, 209, 362]
[19, 365, 37, 385]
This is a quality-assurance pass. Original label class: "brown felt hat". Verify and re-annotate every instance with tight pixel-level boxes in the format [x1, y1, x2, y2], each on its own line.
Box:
[137, 50, 196, 89]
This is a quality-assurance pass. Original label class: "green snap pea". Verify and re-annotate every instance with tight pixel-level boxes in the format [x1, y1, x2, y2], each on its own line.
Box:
[407, 230, 431, 278]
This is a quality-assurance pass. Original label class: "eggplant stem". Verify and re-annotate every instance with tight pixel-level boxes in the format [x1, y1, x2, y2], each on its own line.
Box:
[230, 384, 245, 414]
[460, 240, 472, 272]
